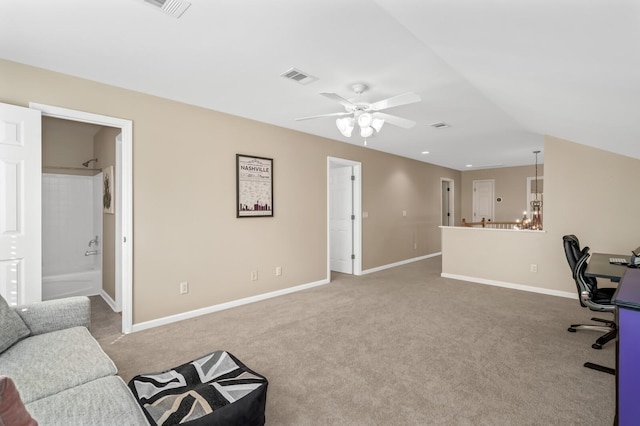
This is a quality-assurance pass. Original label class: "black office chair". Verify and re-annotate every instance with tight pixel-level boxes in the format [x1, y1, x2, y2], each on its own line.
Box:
[563, 235, 617, 349]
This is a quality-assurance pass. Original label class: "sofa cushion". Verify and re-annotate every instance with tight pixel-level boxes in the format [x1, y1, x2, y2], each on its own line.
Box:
[26, 375, 149, 426]
[0, 295, 30, 354]
[0, 376, 37, 426]
[0, 326, 117, 404]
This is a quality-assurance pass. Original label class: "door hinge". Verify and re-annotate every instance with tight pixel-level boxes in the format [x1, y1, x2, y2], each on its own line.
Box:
[351, 254, 355, 260]
[351, 214, 355, 220]
[351, 175, 355, 181]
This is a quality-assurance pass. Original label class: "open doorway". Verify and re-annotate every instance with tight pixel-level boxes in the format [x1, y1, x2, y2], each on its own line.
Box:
[41, 117, 123, 310]
[327, 157, 362, 278]
[31, 103, 133, 334]
[441, 178, 454, 226]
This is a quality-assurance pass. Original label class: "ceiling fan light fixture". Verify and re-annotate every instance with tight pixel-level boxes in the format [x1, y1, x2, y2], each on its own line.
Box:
[371, 118, 384, 133]
[336, 117, 354, 137]
[297, 85, 421, 140]
[357, 112, 373, 128]
[360, 126, 374, 138]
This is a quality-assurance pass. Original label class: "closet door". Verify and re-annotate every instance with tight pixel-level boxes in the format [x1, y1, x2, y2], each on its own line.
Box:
[472, 179, 494, 222]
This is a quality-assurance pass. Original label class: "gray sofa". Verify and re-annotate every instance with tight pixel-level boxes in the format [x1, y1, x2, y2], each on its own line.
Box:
[0, 295, 148, 425]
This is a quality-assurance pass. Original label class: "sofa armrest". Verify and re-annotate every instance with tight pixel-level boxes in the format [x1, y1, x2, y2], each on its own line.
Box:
[12, 296, 91, 336]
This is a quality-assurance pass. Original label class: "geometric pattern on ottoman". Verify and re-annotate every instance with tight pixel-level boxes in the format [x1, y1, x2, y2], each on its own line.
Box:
[128, 351, 268, 426]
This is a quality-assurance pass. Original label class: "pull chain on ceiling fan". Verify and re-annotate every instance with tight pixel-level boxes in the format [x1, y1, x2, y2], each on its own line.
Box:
[296, 83, 421, 139]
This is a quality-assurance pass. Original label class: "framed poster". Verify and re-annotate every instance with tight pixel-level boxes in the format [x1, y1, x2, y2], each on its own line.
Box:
[103, 165, 114, 214]
[236, 154, 273, 218]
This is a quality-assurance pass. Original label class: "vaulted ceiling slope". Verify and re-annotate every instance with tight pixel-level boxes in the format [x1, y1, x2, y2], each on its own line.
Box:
[1, 0, 638, 170]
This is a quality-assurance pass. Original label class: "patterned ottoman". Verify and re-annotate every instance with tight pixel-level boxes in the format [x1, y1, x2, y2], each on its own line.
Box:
[128, 351, 268, 426]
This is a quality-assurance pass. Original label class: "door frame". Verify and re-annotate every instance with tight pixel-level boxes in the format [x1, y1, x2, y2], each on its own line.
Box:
[30, 103, 133, 334]
[327, 157, 362, 277]
[440, 178, 454, 226]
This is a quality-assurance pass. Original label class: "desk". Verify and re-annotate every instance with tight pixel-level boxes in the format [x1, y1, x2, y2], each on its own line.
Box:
[585, 253, 630, 282]
[612, 268, 640, 425]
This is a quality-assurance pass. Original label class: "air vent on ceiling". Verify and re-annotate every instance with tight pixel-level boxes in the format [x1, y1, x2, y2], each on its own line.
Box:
[144, 0, 191, 18]
[280, 68, 317, 85]
[430, 122, 450, 129]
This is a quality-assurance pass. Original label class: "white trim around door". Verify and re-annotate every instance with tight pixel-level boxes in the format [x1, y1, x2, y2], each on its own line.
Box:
[29, 103, 134, 334]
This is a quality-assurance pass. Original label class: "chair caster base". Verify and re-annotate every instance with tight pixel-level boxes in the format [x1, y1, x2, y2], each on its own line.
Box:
[592, 343, 602, 350]
[584, 362, 615, 375]
[568, 328, 577, 332]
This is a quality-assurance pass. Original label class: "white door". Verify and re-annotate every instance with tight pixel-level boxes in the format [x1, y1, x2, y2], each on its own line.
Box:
[472, 179, 494, 222]
[0, 103, 42, 305]
[330, 166, 353, 274]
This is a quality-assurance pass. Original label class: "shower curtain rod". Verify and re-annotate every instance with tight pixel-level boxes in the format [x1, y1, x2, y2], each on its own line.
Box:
[43, 166, 103, 172]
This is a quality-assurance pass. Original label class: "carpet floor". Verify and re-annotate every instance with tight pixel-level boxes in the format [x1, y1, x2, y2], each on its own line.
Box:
[91, 256, 615, 425]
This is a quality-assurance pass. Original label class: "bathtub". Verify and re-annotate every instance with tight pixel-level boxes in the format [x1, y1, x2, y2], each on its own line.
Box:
[42, 269, 102, 301]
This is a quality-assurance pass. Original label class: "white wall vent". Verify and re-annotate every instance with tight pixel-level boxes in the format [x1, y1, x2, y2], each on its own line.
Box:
[280, 68, 317, 85]
[144, 0, 191, 18]
[430, 122, 450, 129]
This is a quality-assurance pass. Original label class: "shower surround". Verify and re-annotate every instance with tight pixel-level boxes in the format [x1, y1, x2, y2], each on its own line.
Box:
[42, 173, 102, 300]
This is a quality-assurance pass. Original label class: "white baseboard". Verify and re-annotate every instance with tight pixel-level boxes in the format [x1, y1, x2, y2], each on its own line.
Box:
[441, 273, 577, 299]
[361, 252, 442, 275]
[99, 289, 119, 312]
[131, 278, 330, 333]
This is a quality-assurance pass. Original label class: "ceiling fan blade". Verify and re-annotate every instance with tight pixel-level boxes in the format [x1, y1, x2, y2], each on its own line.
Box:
[373, 112, 416, 129]
[369, 92, 421, 111]
[320, 92, 357, 110]
[295, 111, 352, 121]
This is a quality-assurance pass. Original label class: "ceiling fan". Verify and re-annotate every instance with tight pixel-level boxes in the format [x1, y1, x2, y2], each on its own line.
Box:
[296, 83, 421, 138]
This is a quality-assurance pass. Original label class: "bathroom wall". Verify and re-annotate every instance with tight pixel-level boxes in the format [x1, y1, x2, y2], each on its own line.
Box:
[42, 117, 99, 175]
[94, 127, 119, 301]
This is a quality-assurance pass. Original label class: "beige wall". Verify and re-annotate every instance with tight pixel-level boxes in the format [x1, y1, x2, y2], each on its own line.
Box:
[94, 127, 119, 300]
[1, 59, 461, 324]
[443, 135, 640, 294]
[461, 165, 544, 223]
[42, 116, 98, 175]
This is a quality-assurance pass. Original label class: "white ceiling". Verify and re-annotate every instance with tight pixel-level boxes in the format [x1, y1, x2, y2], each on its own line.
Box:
[2, 0, 639, 170]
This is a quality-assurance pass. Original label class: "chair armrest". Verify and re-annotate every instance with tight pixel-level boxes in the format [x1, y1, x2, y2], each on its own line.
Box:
[12, 296, 91, 336]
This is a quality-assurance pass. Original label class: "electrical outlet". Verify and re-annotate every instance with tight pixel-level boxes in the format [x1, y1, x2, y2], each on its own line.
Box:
[179, 281, 188, 294]
[530, 264, 538, 273]
[251, 271, 258, 281]
[275, 266, 282, 276]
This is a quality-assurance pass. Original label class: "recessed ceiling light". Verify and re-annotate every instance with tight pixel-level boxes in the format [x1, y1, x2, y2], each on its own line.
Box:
[465, 164, 473, 168]
[421, 151, 429, 154]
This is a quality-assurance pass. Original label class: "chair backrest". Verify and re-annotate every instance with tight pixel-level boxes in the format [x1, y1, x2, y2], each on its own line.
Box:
[574, 251, 615, 313]
[563, 235, 582, 279]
